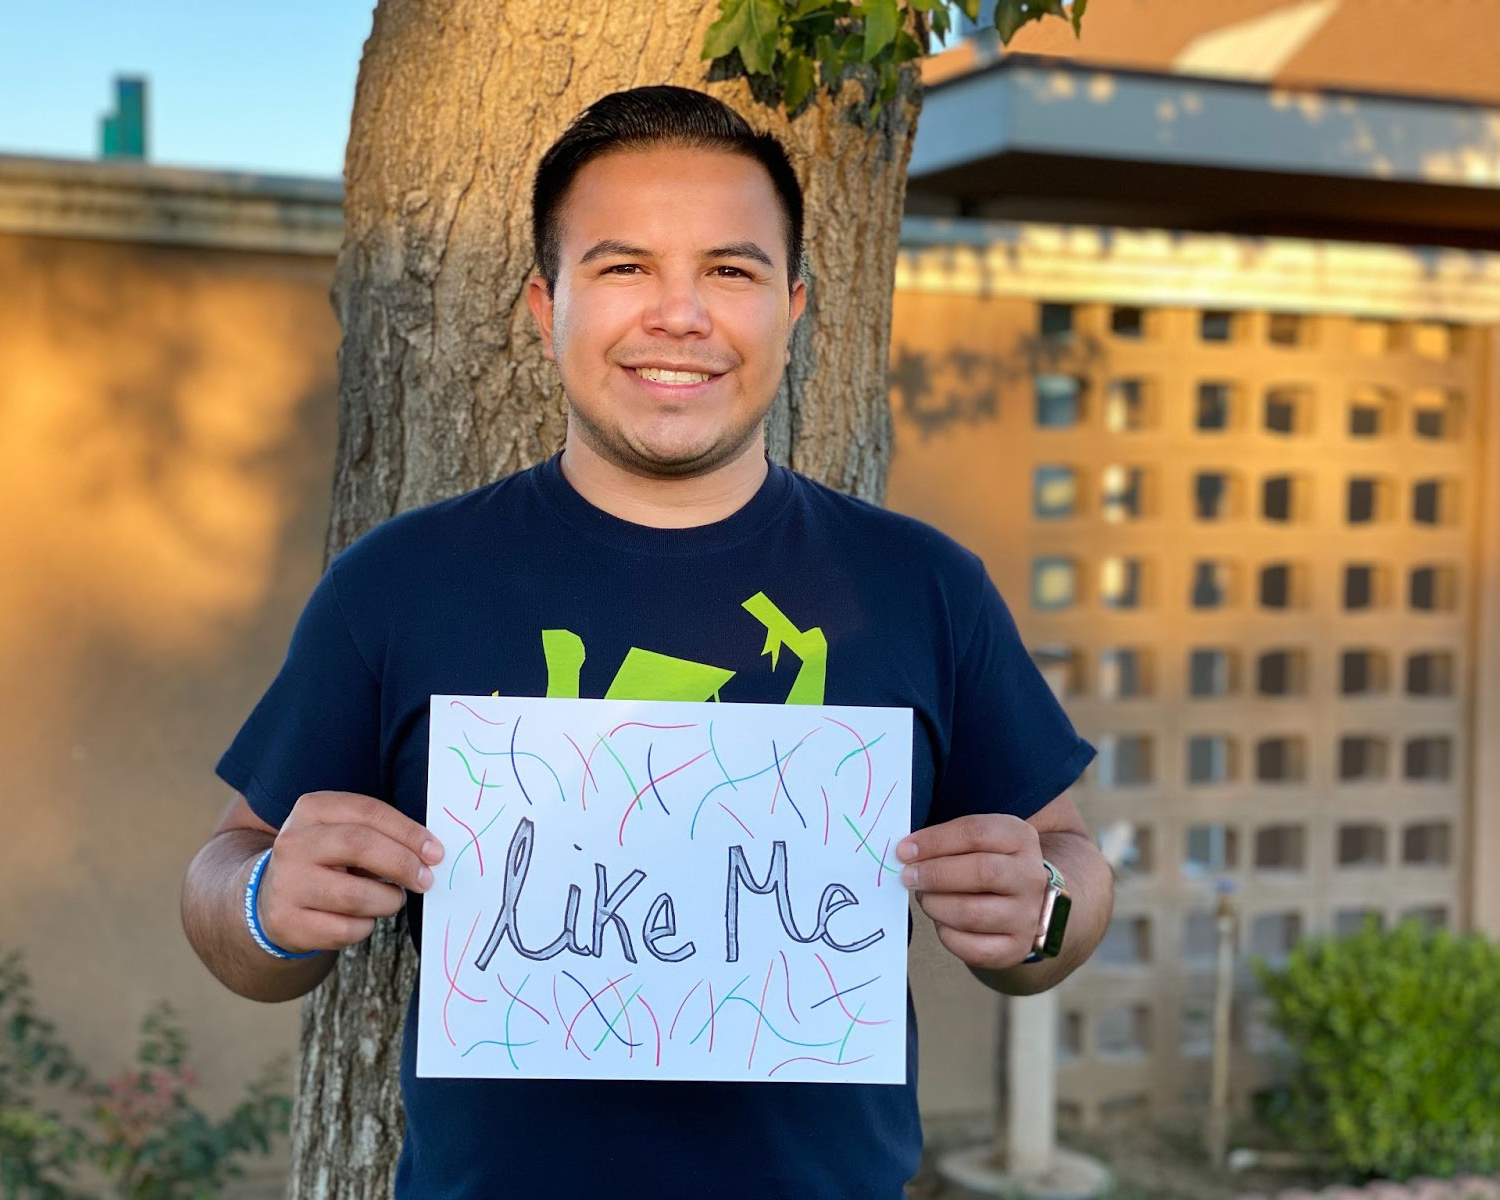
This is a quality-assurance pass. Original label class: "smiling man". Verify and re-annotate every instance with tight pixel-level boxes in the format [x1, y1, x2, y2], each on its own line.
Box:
[182, 86, 1109, 1200]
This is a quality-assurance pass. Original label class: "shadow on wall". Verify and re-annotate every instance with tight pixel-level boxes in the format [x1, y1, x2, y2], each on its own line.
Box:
[0, 230, 340, 1104]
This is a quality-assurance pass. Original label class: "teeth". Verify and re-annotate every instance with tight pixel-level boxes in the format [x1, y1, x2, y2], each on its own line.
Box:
[635, 367, 712, 384]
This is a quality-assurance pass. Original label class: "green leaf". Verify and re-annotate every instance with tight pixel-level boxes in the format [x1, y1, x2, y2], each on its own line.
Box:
[861, 0, 899, 62]
[702, 0, 782, 74]
[993, 0, 1068, 43]
[1070, 0, 1087, 35]
[958, 0, 982, 21]
[783, 49, 816, 112]
[793, 0, 833, 14]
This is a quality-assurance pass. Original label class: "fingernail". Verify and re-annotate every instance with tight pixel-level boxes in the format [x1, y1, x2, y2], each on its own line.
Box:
[423, 839, 443, 863]
[901, 866, 919, 889]
[896, 839, 918, 862]
[417, 866, 434, 892]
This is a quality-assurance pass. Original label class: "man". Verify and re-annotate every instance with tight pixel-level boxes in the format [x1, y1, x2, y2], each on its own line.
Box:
[183, 85, 1110, 1198]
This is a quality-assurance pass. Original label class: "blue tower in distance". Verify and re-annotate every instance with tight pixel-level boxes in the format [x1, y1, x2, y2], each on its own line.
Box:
[100, 77, 147, 160]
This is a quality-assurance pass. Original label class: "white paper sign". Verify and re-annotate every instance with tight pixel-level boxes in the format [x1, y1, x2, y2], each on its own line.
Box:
[417, 695, 913, 1085]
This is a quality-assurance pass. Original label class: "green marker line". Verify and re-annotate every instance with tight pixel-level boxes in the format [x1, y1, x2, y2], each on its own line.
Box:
[833, 732, 885, 777]
[594, 733, 640, 805]
[708, 721, 738, 791]
[593, 985, 644, 1052]
[502, 974, 531, 1071]
[838, 1002, 866, 1063]
[447, 805, 507, 889]
[447, 745, 506, 790]
[689, 976, 750, 1046]
[843, 814, 901, 873]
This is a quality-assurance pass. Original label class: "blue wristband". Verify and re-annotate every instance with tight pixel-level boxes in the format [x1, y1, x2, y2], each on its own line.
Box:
[244, 848, 320, 961]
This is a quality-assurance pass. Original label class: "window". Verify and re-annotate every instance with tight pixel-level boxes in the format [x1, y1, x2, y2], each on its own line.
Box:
[1096, 916, 1151, 966]
[1110, 306, 1147, 339]
[1348, 385, 1395, 437]
[1343, 564, 1386, 611]
[1262, 475, 1308, 522]
[1339, 735, 1389, 782]
[1035, 374, 1084, 427]
[1188, 648, 1236, 697]
[1096, 1004, 1151, 1056]
[1334, 910, 1383, 937]
[1347, 477, 1389, 524]
[1255, 736, 1306, 783]
[1098, 735, 1154, 787]
[1259, 563, 1305, 609]
[1196, 382, 1234, 430]
[1182, 911, 1219, 963]
[1193, 471, 1239, 520]
[1351, 318, 1397, 355]
[1039, 302, 1074, 342]
[1032, 557, 1078, 610]
[1404, 736, 1452, 781]
[1256, 649, 1307, 696]
[1412, 387, 1462, 440]
[1406, 651, 1455, 697]
[1254, 825, 1305, 870]
[1266, 313, 1309, 347]
[1184, 824, 1238, 875]
[1402, 822, 1451, 865]
[1263, 387, 1309, 435]
[1190, 560, 1235, 609]
[1033, 466, 1079, 518]
[1248, 911, 1302, 963]
[1099, 648, 1152, 699]
[1200, 310, 1239, 342]
[1401, 905, 1448, 931]
[1100, 556, 1146, 609]
[1186, 734, 1235, 784]
[1102, 464, 1150, 522]
[1410, 321, 1464, 360]
[1412, 479, 1458, 527]
[1337, 824, 1386, 867]
[1104, 379, 1153, 432]
[1058, 1011, 1084, 1061]
[1410, 565, 1458, 612]
[1340, 649, 1389, 696]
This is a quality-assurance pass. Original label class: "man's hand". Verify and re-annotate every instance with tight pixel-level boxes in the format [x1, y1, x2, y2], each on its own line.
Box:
[257, 791, 445, 955]
[896, 813, 1047, 971]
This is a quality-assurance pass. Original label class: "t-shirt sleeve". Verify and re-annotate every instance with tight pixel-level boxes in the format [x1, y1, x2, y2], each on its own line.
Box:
[929, 564, 1095, 827]
[215, 564, 383, 830]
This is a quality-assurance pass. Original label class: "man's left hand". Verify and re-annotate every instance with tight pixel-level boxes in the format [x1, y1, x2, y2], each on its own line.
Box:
[896, 814, 1047, 971]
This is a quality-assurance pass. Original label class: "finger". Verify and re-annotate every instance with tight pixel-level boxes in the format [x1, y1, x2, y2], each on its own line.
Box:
[901, 850, 1046, 898]
[306, 822, 436, 893]
[296, 791, 445, 864]
[896, 813, 1036, 865]
[300, 866, 409, 920]
[917, 890, 1034, 936]
[277, 910, 378, 954]
[932, 921, 1031, 971]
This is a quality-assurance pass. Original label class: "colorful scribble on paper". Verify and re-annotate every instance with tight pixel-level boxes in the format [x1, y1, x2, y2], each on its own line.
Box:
[417, 696, 913, 1084]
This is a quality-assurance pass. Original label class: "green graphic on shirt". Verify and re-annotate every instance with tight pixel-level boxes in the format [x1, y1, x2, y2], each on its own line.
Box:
[539, 591, 826, 705]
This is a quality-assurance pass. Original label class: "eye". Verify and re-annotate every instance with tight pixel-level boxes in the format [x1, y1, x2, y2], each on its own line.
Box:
[603, 263, 641, 275]
[712, 265, 752, 279]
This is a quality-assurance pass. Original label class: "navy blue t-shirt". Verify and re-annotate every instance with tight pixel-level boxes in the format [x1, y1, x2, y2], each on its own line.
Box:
[217, 454, 1093, 1200]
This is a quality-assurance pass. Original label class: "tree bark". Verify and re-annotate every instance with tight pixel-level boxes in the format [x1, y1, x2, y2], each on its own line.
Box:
[291, 2, 921, 1193]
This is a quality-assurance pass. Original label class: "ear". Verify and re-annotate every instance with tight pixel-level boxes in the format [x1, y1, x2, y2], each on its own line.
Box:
[526, 275, 557, 361]
[788, 278, 807, 328]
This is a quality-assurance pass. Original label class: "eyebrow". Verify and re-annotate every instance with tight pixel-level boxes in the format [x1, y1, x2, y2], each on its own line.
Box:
[577, 239, 775, 269]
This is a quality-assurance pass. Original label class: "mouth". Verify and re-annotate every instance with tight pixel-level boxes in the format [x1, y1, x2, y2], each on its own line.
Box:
[631, 366, 719, 386]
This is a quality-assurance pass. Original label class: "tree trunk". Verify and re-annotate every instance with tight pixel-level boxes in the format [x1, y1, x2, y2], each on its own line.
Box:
[291, 2, 921, 1193]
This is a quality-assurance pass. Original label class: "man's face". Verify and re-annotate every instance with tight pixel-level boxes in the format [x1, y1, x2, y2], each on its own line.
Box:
[528, 144, 806, 478]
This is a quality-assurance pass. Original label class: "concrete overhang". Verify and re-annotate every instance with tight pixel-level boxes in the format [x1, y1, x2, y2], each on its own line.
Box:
[0, 155, 345, 255]
[907, 56, 1500, 250]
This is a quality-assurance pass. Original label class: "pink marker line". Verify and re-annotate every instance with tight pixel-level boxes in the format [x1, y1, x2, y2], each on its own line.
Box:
[747, 959, 774, 1070]
[441, 914, 486, 1047]
[718, 802, 755, 839]
[450, 699, 507, 726]
[562, 733, 597, 810]
[857, 781, 899, 854]
[825, 716, 874, 816]
[609, 720, 697, 737]
[637, 995, 663, 1067]
[553, 976, 590, 1061]
[878, 837, 891, 887]
[767, 1054, 873, 1077]
[669, 979, 704, 1040]
[707, 982, 716, 1054]
[779, 951, 801, 1024]
[603, 976, 638, 1060]
[821, 786, 831, 846]
[813, 952, 890, 1027]
[474, 767, 487, 811]
[443, 807, 485, 876]
[497, 975, 549, 1025]
[618, 749, 713, 846]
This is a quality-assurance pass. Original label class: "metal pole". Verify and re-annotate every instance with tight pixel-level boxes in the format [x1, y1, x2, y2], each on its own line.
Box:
[1206, 882, 1237, 1165]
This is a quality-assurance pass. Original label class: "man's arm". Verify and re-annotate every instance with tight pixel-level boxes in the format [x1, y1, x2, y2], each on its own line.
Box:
[181, 790, 444, 1003]
[897, 792, 1113, 997]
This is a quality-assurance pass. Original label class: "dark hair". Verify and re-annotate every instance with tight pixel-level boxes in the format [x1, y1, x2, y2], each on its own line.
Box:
[532, 85, 804, 292]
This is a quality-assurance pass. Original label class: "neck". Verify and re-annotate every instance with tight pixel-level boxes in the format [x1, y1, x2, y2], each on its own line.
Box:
[558, 436, 770, 529]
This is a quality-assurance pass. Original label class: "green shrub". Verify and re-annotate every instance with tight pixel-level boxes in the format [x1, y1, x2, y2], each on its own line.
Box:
[1256, 918, 1500, 1180]
[0, 950, 291, 1200]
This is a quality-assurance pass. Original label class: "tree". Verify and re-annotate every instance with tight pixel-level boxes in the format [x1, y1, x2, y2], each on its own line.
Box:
[291, 1, 1080, 1192]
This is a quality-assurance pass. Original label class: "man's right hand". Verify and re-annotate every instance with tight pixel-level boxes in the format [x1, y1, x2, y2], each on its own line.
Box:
[256, 791, 445, 955]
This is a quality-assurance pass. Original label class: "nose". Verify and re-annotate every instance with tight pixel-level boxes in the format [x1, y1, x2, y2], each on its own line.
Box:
[645, 271, 712, 339]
